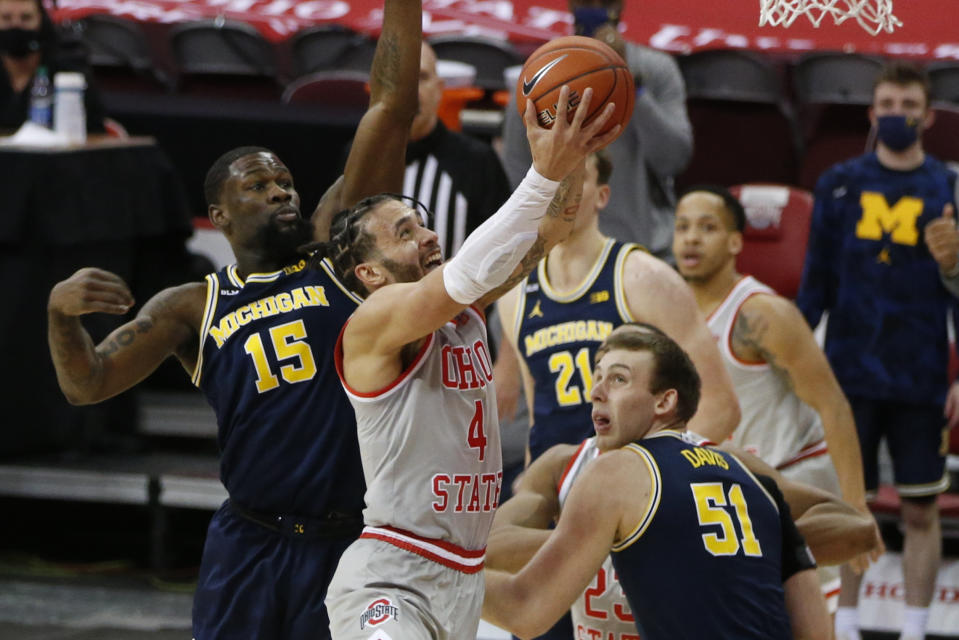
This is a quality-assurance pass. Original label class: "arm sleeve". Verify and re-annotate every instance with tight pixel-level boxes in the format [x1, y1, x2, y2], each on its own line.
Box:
[443, 167, 559, 304]
[756, 474, 818, 582]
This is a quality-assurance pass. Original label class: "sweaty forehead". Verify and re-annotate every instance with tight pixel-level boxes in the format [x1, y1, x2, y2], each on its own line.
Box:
[370, 199, 423, 227]
[230, 152, 289, 178]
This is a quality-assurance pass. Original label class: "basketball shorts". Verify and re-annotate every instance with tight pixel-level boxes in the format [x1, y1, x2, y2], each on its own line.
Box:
[849, 396, 950, 498]
[326, 537, 484, 640]
[192, 501, 356, 640]
[779, 452, 843, 612]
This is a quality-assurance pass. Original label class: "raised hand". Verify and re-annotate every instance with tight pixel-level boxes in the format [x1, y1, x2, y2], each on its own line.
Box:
[924, 203, 959, 273]
[524, 85, 621, 182]
[48, 268, 134, 317]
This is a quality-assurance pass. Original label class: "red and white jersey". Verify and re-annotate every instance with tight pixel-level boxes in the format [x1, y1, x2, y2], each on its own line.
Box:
[336, 306, 502, 562]
[559, 438, 640, 640]
[707, 276, 827, 470]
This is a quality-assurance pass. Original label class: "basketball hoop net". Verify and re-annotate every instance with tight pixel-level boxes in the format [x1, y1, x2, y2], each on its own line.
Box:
[759, 0, 902, 35]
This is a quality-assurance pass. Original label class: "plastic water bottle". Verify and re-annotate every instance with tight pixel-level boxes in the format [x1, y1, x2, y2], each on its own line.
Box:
[53, 71, 86, 144]
[28, 66, 53, 128]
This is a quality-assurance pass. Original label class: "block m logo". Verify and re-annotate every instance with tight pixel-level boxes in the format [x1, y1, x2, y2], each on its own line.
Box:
[855, 192, 923, 246]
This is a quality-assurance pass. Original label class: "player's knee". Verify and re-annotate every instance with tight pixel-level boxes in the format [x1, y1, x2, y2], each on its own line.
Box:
[900, 495, 938, 530]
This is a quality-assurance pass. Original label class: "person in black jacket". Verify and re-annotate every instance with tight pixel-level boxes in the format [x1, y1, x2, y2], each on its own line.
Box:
[0, 0, 104, 133]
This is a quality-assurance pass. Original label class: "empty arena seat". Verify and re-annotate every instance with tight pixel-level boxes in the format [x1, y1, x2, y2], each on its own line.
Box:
[428, 35, 522, 91]
[67, 14, 170, 92]
[169, 19, 279, 99]
[798, 103, 873, 190]
[679, 49, 784, 103]
[729, 184, 814, 299]
[290, 25, 377, 77]
[793, 52, 885, 105]
[928, 61, 959, 104]
[677, 101, 801, 189]
[925, 104, 959, 165]
[675, 50, 799, 189]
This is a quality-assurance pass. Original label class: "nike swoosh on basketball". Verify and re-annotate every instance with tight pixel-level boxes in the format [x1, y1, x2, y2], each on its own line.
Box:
[522, 55, 568, 96]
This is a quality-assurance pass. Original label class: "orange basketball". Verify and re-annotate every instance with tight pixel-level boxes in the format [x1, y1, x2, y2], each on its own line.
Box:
[516, 35, 634, 141]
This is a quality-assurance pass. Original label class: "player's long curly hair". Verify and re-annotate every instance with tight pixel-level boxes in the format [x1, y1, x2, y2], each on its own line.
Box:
[307, 193, 431, 295]
[328, 194, 398, 294]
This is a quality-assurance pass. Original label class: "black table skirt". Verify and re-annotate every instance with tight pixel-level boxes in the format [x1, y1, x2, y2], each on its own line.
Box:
[0, 142, 197, 457]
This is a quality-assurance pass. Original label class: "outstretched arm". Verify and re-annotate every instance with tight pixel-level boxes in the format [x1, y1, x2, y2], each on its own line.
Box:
[729, 293, 880, 570]
[311, 0, 422, 239]
[344, 89, 618, 374]
[47, 268, 203, 405]
[624, 251, 740, 441]
[721, 445, 882, 568]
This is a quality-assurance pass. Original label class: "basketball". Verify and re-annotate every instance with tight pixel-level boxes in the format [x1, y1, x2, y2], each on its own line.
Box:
[516, 35, 634, 140]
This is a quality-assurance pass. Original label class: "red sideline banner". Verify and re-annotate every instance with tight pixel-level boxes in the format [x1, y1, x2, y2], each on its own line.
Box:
[52, 0, 959, 59]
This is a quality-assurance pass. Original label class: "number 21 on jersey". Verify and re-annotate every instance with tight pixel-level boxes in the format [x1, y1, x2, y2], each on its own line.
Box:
[549, 347, 594, 406]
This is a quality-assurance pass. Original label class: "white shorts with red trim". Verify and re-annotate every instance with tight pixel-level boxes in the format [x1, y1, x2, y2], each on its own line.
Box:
[326, 535, 484, 640]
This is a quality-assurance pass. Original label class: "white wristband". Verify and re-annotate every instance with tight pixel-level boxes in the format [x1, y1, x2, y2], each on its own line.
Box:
[443, 167, 560, 304]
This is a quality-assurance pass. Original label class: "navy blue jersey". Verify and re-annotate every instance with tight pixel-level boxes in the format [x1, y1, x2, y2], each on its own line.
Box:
[193, 258, 365, 517]
[514, 240, 640, 460]
[797, 153, 959, 406]
[611, 431, 791, 640]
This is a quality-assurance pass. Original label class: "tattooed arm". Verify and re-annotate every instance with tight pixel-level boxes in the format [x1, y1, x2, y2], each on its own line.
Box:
[731, 294, 869, 518]
[339, 94, 617, 393]
[311, 0, 422, 239]
[48, 268, 204, 404]
[474, 165, 585, 310]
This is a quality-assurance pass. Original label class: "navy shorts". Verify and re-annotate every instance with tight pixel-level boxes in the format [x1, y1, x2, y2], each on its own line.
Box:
[849, 396, 950, 498]
[192, 502, 358, 640]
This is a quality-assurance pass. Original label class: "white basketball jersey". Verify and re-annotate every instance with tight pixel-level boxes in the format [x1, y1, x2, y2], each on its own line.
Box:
[340, 306, 502, 553]
[707, 276, 826, 469]
[559, 438, 641, 640]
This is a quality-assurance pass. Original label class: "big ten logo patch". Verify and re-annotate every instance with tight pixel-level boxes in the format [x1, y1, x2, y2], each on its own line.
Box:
[360, 598, 399, 630]
[856, 192, 923, 246]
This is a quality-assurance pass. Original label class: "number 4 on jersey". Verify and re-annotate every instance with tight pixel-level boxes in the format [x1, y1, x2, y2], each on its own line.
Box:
[468, 400, 487, 461]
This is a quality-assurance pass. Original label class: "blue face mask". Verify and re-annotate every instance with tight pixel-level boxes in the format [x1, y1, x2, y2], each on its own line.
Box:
[573, 7, 616, 37]
[876, 114, 921, 151]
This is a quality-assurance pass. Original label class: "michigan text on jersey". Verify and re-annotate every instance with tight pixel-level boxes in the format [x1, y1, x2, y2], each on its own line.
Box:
[209, 286, 330, 348]
[524, 320, 615, 357]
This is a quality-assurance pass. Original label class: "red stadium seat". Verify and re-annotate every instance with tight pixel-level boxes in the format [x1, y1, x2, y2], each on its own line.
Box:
[729, 184, 814, 299]
[925, 104, 959, 166]
[869, 485, 959, 537]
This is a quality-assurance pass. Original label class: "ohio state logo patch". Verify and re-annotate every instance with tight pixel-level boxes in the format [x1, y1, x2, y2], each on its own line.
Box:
[360, 598, 399, 630]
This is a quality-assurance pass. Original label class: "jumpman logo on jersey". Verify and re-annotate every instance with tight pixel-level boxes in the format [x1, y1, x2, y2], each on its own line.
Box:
[528, 300, 544, 319]
[876, 247, 892, 265]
